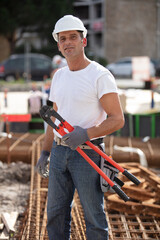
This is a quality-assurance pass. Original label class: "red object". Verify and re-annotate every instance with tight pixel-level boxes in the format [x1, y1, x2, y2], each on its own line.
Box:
[40, 106, 141, 201]
[55, 119, 116, 187]
[56, 118, 124, 186]
[0, 65, 4, 73]
[93, 21, 103, 31]
[1, 114, 31, 122]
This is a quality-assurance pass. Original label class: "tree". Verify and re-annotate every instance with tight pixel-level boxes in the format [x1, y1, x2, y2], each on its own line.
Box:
[0, 0, 74, 55]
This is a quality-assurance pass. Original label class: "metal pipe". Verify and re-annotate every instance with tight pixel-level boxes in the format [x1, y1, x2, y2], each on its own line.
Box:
[114, 145, 148, 167]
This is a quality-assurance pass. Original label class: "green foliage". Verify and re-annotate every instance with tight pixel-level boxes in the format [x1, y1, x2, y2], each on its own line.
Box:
[0, 1, 22, 35]
[15, 42, 59, 58]
[0, 0, 74, 53]
[98, 57, 108, 67]
[86, 50, 108, 67]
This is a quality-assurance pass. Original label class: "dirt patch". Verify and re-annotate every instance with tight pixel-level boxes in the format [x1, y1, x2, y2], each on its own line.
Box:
[0, 161, 31, 214]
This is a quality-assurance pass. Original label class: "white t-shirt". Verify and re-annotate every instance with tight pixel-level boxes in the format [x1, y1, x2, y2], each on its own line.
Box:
[49, 61, 118, 135]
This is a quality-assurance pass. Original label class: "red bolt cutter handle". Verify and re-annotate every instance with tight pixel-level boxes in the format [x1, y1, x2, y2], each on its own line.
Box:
[40, 105, 137, 202]
[50, 107, 140, 186]
[85, 141, 140, 185]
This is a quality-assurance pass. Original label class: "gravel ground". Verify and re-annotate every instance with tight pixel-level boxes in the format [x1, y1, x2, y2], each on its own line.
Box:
[0, 161, 31, 214]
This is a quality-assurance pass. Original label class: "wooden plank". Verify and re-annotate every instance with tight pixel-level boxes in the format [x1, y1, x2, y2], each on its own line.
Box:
[0, 223, 4, 231]
[1, 212, 18, 234]
[148, 175, 160, 190]
[0, 228, 9, 240]
[106, 194, 144, 214]
[142, 199, 160, 217]
[122, 185, 155, 201]
[9, 133, 29, 152]
[139, 166, 157, 177]
[0, 137, 5, 144]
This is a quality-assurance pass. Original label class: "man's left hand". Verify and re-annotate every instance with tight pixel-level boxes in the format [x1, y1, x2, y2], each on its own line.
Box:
[62, 126, 90, 150]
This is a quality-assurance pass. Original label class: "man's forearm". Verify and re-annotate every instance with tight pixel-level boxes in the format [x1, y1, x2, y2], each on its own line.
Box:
[42, 124, 54, 152]
[42, 102, 57, 152]
[87, 115, 124, 140]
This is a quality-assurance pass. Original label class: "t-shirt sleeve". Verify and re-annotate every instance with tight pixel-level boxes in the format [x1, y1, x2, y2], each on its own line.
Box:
[97, 71, 118, 99]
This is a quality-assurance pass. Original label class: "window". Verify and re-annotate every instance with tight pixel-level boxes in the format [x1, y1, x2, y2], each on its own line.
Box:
[74, 6, 88, 19]
[31, 57, 51, 70]
[94, 3, 102, 18]
[95, 33, 103, 47]
[7, 58, 24, 71]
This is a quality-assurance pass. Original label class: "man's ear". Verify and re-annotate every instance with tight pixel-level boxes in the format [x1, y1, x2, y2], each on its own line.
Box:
[82, 38, 87, 47]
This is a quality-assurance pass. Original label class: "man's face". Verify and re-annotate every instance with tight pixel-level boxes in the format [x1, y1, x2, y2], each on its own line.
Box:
[57, 30, 86, 59]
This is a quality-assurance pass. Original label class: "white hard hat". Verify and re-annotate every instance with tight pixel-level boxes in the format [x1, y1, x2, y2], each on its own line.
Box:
[52, 55, 62, 64]
[52, 15, 87, 42]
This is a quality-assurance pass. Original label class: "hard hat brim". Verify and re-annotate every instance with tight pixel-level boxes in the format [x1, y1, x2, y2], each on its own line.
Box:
[52, 28, 87, 42]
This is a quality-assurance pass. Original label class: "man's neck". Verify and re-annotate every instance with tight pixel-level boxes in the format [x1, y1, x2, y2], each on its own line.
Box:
[67, 56, 91, 71]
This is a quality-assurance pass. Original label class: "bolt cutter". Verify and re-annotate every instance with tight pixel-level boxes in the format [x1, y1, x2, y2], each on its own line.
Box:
[40, 105, 141, 202]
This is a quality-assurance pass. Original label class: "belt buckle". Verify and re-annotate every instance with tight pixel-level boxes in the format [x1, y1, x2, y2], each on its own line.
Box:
[57, 137, 61, 145]
[55, 136, 61, 145]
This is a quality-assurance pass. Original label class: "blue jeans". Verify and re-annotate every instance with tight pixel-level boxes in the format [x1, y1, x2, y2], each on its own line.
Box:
[47, 141, 108, 240]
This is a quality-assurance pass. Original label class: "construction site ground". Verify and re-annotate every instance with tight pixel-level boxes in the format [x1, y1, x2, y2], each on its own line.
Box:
[0, 133, 160, 239]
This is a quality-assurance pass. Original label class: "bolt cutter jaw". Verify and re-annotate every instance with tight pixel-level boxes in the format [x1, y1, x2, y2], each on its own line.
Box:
[40, 105, 58, 130]
[40, 105, 72, 136]
[40, 105, 74, 133]
[40, 105, 65, 122]
[39, 105, 52, 120]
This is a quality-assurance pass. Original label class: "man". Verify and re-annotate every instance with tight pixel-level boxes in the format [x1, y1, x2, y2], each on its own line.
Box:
[36, 15, 124, 240]
[52, 54, 67, 69]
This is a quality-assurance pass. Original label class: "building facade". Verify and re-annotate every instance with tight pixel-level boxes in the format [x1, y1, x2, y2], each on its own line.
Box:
[73, 0, 106, 59]
[1, 0, 160, 64]
[73, 0, 160, 63]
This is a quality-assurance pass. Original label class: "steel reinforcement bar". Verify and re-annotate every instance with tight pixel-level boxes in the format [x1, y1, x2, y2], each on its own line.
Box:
[14, 136, 160, 240]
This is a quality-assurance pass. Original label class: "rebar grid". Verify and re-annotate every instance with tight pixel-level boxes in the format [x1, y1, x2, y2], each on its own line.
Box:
[105, 210, 160, 240]
[14, 137, 160, 240]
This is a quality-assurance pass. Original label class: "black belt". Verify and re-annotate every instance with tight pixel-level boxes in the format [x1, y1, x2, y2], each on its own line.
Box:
[83, 138, 103, 146]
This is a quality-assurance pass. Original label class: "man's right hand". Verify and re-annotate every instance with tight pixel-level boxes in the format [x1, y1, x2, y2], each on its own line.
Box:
[36, 150, 50, 178]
